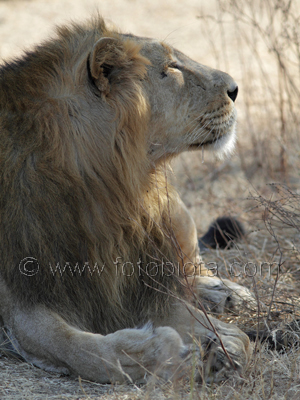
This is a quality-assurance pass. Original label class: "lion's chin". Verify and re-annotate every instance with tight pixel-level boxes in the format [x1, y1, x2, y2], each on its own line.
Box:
[189, 125, 237, 159]
[213, 126, 237, 159]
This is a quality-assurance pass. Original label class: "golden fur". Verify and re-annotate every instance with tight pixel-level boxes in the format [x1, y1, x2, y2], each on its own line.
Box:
[0, 17, 251, 383]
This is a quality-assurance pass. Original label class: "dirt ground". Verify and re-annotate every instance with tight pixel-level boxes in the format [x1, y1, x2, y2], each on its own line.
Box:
[1, 0, 300, 399]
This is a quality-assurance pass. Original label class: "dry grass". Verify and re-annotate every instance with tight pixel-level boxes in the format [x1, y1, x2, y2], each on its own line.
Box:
[1, 0, 300, 398]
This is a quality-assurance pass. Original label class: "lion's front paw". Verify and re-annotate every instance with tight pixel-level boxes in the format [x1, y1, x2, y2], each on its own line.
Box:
[200, 324, 251, 383]
[191, 276, 256, 314]
[105, 324, 192, 383]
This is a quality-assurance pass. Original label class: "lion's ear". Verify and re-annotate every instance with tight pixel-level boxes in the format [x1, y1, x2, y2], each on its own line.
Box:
[89, 37, 124, 95]
[89, 36, 150, 95]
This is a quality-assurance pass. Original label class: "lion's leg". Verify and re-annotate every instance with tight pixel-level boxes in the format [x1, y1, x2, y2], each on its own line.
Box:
[2, 305, 191, 383]
[171, 197, 255, 313]
[163, 300, 252, 382]
[0, 280, 188, 383]
[170, 195, 206, 272]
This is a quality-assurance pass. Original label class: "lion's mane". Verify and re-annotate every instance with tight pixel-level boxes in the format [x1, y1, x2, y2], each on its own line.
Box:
[0, 19, 182, 334]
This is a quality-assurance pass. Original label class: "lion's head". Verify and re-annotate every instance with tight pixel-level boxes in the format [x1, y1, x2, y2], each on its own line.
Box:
[0, 18, 238, 332]
[138, 40, 237, 163]
[87, 24, 238, 165]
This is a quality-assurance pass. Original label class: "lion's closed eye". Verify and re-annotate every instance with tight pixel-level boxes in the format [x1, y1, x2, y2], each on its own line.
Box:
[160, 62, 181, 79]
[168, 62, 181, 70]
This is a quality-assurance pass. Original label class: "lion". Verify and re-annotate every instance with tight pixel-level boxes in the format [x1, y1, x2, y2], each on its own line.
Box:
[0, 17, 252, 384]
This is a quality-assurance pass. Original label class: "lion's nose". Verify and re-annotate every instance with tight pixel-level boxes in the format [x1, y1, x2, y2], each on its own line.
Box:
[227, 85, 238, 102]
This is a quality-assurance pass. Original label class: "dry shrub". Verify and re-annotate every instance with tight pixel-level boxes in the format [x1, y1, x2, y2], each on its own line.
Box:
[198, 0, 300, 180]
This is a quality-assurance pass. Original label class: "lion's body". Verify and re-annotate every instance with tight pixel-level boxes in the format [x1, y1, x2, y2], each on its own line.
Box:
[0, 18, 251, 383]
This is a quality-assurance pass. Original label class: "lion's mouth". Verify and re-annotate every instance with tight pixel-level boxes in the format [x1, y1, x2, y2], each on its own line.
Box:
[188, 111, 237, 152]
[188, 138, 218, 150]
